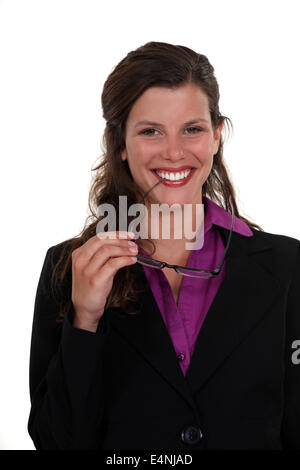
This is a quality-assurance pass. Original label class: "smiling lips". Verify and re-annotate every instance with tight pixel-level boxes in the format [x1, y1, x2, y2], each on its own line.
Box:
[151, 167, 196, 187]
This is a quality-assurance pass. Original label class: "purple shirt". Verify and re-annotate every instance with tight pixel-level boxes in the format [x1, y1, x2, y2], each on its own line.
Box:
[136, 195, 253, 376]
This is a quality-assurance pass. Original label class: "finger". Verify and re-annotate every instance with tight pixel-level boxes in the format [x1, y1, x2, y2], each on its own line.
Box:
[72, 232, 136, 268]
[96, 230, 135, 240]
[82, 244, 138, 278]
[100, 253, 137, 280]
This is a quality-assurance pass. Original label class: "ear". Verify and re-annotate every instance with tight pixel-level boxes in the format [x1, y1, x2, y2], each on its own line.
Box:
[213, 121, 223, 155]
[121, 148, 127, 162]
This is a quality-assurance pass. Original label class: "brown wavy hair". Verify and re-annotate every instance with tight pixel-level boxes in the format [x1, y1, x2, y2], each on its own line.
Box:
[49, 41, 263, 320]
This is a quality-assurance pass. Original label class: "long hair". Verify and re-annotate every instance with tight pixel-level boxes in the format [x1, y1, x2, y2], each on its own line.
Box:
[50, 41, 263, 320]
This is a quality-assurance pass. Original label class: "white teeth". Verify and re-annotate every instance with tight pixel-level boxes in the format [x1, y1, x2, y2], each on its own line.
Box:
[155, 169, 192, 181]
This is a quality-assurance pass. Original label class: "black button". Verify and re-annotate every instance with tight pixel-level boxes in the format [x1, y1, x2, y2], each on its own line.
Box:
[181, 425, 203, 445]
[176, 352, 185, 362]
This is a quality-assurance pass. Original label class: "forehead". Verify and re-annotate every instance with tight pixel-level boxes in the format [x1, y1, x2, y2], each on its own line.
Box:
[127, 83, 210, 125]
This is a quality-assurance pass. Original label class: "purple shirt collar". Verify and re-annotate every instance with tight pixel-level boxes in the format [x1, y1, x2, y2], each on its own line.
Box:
[202, 195, 253, 237]
[137, 195, 253, 257]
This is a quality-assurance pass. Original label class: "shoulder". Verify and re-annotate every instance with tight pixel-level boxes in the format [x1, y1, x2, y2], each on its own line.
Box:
[38, 240, 75, 300]
[246, 228, 300, 280]
[250, 227, 299, 256]
[47, 239, 75, 263]
[42, 238, 78, 281]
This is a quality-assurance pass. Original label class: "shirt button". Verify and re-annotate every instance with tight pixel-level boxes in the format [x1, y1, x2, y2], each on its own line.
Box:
[181, 425, 203, 445]
[176, 352, 185, 362]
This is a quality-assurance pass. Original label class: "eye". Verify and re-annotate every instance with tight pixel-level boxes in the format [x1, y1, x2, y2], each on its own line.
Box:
[185, 126, 203, 134]
[139, 126, 204, 136]
[139, 128, 158, 136]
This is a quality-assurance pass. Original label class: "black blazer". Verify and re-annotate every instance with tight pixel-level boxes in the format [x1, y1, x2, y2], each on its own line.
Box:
[28, 226, 300, 450]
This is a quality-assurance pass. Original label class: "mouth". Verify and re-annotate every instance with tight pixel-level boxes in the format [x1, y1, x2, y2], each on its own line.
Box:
[150, 167, 196, 187]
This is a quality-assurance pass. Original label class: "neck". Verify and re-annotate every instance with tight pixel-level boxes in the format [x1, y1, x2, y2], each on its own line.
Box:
[138, 199, 205, 257]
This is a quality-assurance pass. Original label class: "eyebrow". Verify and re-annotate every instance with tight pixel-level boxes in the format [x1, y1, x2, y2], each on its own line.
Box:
[134, 118, 209, 128]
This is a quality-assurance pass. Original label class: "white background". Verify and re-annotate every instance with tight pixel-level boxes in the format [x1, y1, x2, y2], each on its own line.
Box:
[0, 0, 299, 450]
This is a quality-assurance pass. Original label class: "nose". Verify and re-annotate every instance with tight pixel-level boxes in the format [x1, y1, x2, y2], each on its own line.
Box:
[162, 135, 185, 160]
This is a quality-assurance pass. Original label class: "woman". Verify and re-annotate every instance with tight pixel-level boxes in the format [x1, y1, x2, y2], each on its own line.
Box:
[28, 41, 300, 450]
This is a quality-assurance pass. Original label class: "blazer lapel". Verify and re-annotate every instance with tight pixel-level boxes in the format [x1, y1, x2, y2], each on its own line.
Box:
[108, 227, 281, 406]
[108, 263, 197, 410]
[185, 227, 281, 393]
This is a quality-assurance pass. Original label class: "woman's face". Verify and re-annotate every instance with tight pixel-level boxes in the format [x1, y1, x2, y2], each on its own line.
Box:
[121, 82, 222, 207]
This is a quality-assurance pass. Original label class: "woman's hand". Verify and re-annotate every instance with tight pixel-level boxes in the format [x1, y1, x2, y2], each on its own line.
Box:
[71, 231, 137, 332]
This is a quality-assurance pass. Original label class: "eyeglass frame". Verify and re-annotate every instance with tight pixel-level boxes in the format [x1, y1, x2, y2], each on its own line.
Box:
[134, 213, 235, 279]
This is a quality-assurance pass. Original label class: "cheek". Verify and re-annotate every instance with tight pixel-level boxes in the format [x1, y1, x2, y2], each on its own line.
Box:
[193, 146, 214, 179]
[194, 149, 214, 168]
[126, 154, 148, 186]
[128, 154, 153, 180]
[190, 137, 213, 158]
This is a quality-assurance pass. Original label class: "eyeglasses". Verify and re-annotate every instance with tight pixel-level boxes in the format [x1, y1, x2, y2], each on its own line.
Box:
[135, 213, 235, 279]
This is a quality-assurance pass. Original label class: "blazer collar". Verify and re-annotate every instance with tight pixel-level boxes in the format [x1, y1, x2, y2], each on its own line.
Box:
[108, 227, 281, 411]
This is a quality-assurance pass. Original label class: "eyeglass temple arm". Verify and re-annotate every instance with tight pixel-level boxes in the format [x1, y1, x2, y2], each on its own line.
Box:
[136, 182, 235, 275]
[214, 214, 235, 272]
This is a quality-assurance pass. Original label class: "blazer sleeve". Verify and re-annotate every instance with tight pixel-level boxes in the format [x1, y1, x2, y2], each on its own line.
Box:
[28, 246, 110, 450]
[282, 240, 300, 449]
